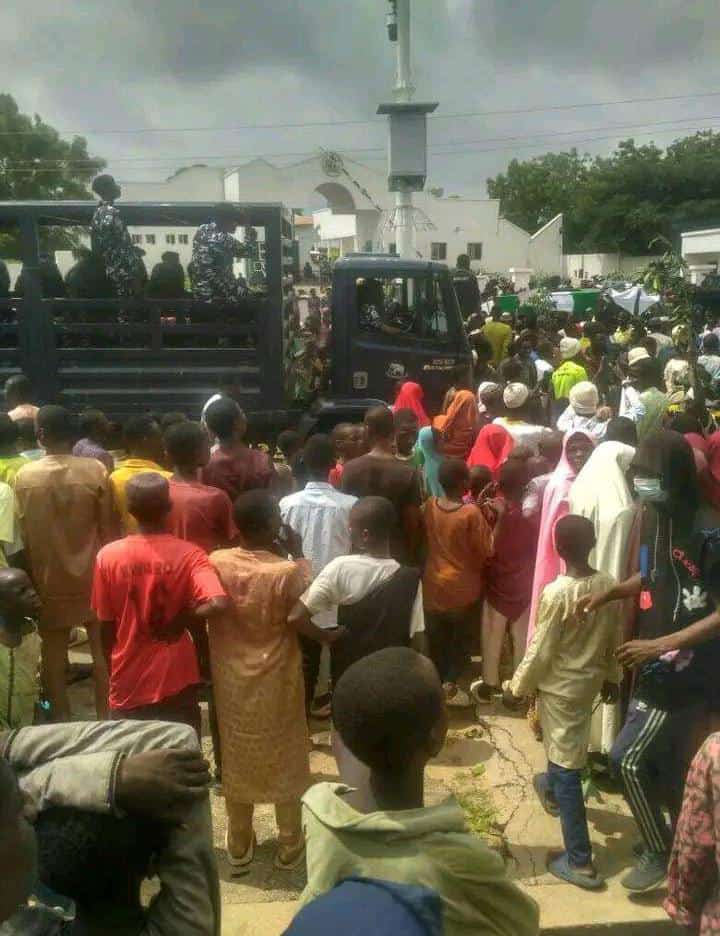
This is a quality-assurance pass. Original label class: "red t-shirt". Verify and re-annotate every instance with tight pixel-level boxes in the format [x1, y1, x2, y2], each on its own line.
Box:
[167, 479, 236, 553]
[91, 534, 226, 710]
[201, 446, 274, 502]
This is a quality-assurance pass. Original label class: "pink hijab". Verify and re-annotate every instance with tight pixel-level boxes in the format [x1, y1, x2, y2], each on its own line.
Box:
[526, 430, 595, 645]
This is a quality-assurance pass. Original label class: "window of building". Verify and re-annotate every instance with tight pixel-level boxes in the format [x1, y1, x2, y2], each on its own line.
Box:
[430, 242, 447, 261]
[364, 240, 373, 253]
[145, 234, 156, 245]
[131, 234, 142, 245]
[165, 234, 176, 245]
[389, 243, 397, 256]
[467, 242, 483, 261]
[178, 234, 189, 245]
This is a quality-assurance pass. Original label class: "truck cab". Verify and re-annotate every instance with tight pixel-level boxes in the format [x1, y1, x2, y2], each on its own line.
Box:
[329, 254, 471, 414]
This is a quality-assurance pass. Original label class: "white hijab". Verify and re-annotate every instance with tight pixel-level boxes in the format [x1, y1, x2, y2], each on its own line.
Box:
[569, 440, 637, 755]
[568, 441, 636, 581]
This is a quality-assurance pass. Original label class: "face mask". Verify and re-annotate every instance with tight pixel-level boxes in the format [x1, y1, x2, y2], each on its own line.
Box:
[633, 476, 668, 503]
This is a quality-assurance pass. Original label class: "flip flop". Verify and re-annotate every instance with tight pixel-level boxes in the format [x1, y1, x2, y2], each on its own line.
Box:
[226, 831, 256, 869]
[274, 841, 306, 871]
[547, 852, 604, 891]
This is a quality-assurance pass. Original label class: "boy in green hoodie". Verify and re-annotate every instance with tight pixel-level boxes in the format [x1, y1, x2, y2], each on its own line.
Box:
[299, 647, 540, 936]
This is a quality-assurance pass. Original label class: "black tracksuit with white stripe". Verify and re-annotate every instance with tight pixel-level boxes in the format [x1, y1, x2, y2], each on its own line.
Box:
[610, 505, 720, 856]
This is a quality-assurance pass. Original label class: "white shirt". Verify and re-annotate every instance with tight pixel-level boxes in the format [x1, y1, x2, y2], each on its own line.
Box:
[522, 473, 551, 519]
[556, 406, 608, 442]
[301, 554, 425, 637]
[280, 482, 357, 628]
[534, 358, 554, 381]
[699, 354, 720, 382]
[664, 358, 690, 395]
[619, 384, 646, 424]
[493, 417, 551, 455]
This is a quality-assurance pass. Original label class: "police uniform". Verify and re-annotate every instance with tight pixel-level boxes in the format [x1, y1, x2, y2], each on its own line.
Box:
[91, 201, 137, 297]
[190, 222, 245, 301]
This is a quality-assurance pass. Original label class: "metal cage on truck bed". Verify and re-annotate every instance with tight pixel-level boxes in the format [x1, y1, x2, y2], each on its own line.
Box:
[0, 201, 293, 423]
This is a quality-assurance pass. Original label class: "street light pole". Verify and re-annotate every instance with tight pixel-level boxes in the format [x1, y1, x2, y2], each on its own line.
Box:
[393, 0, 413, 258]
[394, 0, 414, 104]
[380, 0, 436, 259]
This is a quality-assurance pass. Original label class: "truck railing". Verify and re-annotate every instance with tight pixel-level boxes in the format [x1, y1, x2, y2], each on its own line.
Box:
[0, 294, 272, 415]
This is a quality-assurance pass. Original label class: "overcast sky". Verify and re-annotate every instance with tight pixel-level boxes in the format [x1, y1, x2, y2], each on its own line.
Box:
[1, 0, 719, 202]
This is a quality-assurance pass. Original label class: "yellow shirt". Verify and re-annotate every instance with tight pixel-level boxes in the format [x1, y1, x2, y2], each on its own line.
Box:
[511, 572, 619, 769]
[0, 455, 29, 487]
[481, 320, 513, 366]
[110, 458, 172, 533]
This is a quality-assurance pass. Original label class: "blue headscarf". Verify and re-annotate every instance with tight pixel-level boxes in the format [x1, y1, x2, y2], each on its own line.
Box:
[416, 426, 443, 497]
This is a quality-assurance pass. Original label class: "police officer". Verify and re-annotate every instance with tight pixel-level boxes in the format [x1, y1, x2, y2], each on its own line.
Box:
[190, 205, 246, 302]
[90, 174, 138, 297]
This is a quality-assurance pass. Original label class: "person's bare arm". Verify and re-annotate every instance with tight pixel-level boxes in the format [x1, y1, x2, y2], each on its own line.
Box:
[403, 471, 425, 564]
[576, 572, 642, 617]
[98, 476, 122, 544]
[161, 597, 230, 642]
[402, 503, 423, 564]
[287, 599, 344, 645]
[617, 609, 720, 668]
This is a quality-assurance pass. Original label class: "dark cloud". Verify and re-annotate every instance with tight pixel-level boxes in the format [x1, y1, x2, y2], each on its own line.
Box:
[0, 0, 718, 196]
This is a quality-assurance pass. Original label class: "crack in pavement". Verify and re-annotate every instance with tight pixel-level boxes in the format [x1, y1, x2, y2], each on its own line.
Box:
[477, 714, 543, 881]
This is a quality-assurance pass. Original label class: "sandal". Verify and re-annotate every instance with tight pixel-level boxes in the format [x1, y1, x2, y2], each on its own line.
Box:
[547, 852, 604, 891]
[274, 839, 306, 870]
[226, 830, 256, 868]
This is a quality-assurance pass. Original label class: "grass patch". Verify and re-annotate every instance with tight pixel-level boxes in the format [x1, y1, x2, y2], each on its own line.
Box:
[448, 763, 499, 842]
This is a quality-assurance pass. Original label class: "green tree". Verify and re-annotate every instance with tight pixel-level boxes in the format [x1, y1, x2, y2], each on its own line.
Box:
[487, 131, 720, 255]
[0, 94, 106, 257]
[486, 149, 589, 242]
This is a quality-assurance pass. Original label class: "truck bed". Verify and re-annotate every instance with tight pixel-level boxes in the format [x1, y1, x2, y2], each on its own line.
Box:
[0, 296, 280, 422]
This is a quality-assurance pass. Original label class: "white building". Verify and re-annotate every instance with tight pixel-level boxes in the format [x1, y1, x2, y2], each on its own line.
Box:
[681, 228, 720, 284]
[89, 155, 564, 280]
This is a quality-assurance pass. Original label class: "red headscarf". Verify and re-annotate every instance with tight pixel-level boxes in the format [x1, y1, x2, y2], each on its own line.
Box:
[440, 390, 480, 460]
[392, 381, 430, 427]
[702, 432, 720, 509]
[466, 423, 514, 478]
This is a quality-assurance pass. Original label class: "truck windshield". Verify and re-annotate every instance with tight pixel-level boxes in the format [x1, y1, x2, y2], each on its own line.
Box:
[356, 273, 450, 340]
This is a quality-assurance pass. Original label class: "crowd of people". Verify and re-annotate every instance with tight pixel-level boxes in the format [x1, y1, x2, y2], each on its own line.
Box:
[2, 288, 720, 933]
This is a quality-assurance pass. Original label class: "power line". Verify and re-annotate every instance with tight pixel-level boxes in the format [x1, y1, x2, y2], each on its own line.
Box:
[0, 89, 720, 137]
[432, 89, 720, 121]
[3, 113, 720, 170]
[427, 124, 720, 157]
[2, 116, 720, 176]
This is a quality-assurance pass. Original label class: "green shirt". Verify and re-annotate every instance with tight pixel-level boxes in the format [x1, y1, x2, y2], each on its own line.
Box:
[638, 387, 668, 442]
[551, 360, 588, 401]
[0, 626, 41, 730]
[301, 782, 539, 936]
[0, 454, 29, 486]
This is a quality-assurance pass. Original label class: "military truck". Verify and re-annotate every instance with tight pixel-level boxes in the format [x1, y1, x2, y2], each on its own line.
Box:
[0, 202, 471, 434]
